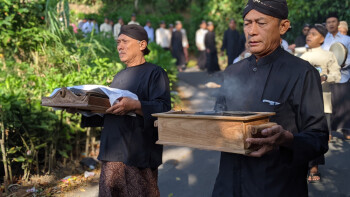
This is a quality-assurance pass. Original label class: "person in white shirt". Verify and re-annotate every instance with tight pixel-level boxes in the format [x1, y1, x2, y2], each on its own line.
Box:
[300, 24, 341, 183]
[78, 18, 87, 31]
[144, 20, 154, 42]
[181, 27, 189, 64]
[195, 20, 208, 70]
[128, 13, 140, 25]
[100, 18, 112, 37]
[92, 19, 99, 34]
[114, 17, 124, 41]
[82, 19, 93, 35]
[155, 21, 171, 50]
[322, 13, 350, 83]
[109, 20, 114, 35]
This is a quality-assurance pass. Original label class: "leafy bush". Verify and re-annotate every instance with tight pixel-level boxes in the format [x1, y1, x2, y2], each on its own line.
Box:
[0, 0, 178, 185]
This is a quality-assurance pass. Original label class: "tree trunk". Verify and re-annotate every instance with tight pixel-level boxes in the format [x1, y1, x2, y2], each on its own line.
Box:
[35, 151, 39, 175]
[91, 128, 96, 156]
[43, 147, 48, 173]
[134, 0, 139, 10]
[85, 128, 91, 156]
[0, 121, 9, 195]
[48, 143, 53, 174]
[75, 130, 80, 160]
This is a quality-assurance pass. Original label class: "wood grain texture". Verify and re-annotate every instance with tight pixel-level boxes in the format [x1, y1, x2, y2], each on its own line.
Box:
[41, 88, 110, 113]
[153, 111, 275, 121]
[154, 111, 275, 154]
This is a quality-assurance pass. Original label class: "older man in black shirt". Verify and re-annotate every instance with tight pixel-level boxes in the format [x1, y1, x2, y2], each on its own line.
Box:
[81, 24, 171, 197]
[212, 0, 328, 197]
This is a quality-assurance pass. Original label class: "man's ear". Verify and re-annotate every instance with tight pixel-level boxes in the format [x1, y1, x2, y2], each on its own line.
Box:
[279, 19, 290, 36]
[319, 37, 325, 45]
[139, 40, 147, 51]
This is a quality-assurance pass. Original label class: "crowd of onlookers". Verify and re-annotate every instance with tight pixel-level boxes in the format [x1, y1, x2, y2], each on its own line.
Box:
[72, 13, 349, 78]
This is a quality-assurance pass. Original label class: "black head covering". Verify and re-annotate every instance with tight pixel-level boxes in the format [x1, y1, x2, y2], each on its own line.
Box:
[312, 24, 328, 38]
[326, 12, 338, 20]
[243, 0, 288, 19]
[118, 24, 150, 55]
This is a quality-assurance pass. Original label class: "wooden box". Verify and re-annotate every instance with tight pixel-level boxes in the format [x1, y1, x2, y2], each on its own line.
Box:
[41, 88, 110, 113]
[152, 111, 276, 155]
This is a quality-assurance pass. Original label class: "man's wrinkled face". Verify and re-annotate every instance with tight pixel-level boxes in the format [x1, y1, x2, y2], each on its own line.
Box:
[244, 10, 288, 58]
[306, 28, 324, 49]
[117, 34, 144, 63]
[326, 17, 339, 34]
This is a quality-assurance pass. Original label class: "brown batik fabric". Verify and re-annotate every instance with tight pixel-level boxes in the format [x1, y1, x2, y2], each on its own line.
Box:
[99, 161, 160, 197]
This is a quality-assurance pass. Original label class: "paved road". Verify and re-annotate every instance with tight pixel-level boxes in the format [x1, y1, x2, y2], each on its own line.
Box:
[64, 68, 350, 197]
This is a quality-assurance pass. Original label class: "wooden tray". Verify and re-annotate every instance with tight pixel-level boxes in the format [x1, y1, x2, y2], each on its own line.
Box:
[152, 111, 276, 154]
[41, 88, 111, 113]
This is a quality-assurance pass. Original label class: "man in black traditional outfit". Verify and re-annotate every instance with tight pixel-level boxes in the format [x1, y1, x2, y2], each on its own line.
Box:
[205, 21, 220, 74]
[212, 1, 329, 197]
[221, 19, 241, 66]
[80, 24, 171, 197]
[171, 21, 186, 72]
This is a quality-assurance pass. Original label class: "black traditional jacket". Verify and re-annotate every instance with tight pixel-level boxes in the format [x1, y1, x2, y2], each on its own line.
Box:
[82, 62, 171, 169]
[212, 46, 329, 197]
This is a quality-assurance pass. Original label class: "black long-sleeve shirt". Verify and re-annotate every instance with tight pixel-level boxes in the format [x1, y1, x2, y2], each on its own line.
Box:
[81, 62, 171, 169]
[221, 28, 241, 57]
[212, 46, 329, 197]
[205, 31, 217, 53]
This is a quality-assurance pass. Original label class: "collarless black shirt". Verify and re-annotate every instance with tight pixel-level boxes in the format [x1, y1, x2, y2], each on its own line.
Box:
[83, 62, 171, 169]
[212, 46, 328, 197]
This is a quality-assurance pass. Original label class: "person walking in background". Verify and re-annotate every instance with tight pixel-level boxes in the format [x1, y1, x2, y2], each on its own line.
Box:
[144, 20, 154, 42]
[339, 21, 348, 35]
[301, 24, 341, 183]
[82, 18, 94, 35]
[78, 18, 87, 31]
[92, 19, 99, 34]
[168, 24, 174, 34]
[128, 13, 140, 25]
[100, 18, 112, 37]
[221, 19, 241, 66]
[322, 13, 350, 83]
[195, 20, 208, 70]
[114, 17, 124, 41]
[205, 21, 220, 74]
[109, 19, 114, 35]
[181, 26, 189, 64]
[156, 21, 171, 50]
[295, 24, 310, 47]
[171, 21, 186, 72]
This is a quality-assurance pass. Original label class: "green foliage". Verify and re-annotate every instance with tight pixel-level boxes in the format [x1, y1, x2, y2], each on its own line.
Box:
[0, 0, 46, 59]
